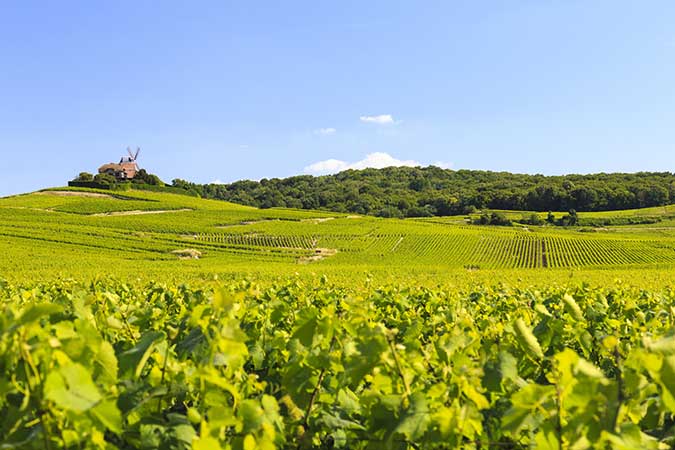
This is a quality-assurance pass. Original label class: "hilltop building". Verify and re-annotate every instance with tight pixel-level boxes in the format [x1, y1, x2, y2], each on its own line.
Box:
[98, 147, 140, 180]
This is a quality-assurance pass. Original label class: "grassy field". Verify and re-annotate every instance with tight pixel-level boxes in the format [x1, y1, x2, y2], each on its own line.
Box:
[1, 187, 674, 286]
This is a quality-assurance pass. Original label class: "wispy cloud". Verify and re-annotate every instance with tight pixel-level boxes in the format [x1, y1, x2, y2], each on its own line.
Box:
[313, 127, 337, 135]
[360, 114, 395, 125]
[304, 152, 421, 175]
[210, 179, 225, 185]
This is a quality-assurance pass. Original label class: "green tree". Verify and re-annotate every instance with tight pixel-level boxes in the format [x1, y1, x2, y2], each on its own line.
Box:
[133, 169, 164, 186]
[521, 213, 544, 226]
[376, 206, 404, 218]
[74, 172, 94, 182]
[93, 173, 117, 186]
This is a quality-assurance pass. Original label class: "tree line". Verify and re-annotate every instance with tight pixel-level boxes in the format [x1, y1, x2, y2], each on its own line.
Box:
[169, 167, 675, 217]
[72, 170, 164, 187]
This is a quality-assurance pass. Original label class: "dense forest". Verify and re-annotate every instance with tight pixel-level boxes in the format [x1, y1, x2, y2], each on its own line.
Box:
[169, 167, 675, 218]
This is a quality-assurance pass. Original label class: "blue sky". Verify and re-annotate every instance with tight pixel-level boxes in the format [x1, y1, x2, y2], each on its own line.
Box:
[1, 1, 674, 196]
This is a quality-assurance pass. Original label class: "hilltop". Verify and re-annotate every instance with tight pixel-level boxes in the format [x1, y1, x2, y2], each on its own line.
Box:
[170, 167, 675, 217]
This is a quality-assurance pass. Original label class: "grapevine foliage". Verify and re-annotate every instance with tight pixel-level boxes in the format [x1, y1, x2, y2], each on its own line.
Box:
[1, 279, 675, 448]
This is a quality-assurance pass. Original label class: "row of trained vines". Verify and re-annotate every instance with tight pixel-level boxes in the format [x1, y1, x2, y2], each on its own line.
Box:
[2, 279, 675, 448]
[193, 229, 675, 269]
[5, 207, 674, 270]
[381, 231, 675, 269]
[197, 233, 317, 250]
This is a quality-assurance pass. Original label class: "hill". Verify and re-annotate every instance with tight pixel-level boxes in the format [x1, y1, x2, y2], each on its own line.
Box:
[1, 187, 674, 284]
[171, 167, 675, 217]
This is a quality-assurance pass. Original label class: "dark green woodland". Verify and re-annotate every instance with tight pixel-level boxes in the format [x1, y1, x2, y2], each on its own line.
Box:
[170, 167, 675, 217]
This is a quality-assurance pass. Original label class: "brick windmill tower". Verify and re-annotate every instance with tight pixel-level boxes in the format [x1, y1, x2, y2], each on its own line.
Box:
[98, 147, 141, 180]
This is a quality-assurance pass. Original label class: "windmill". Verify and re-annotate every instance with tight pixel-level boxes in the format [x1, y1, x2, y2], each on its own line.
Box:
[98, 146, 142, 180]
[121, 146, 140, 166]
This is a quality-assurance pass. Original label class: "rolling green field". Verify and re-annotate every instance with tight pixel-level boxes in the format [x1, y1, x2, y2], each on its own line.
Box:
[1, 188, 675, 285]
[2, 188, 675, 449]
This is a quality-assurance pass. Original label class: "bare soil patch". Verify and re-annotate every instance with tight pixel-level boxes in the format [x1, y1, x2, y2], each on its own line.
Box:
[90, 208, 192, 217]
[39, 191, 113, 199]
[298, 248, 337, 264]
[171, 249, 202, 260]
[301, 217, 335, 223]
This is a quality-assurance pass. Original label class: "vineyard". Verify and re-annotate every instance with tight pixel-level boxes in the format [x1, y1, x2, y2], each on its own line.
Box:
[2, 279, 675, 449]
[1, 188, 675, 448]
[195, 229, 675, 269]
[1, 189, 675, 283]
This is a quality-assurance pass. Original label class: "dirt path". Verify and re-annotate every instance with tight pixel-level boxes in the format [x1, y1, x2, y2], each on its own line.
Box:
[542, 240, 548, 268]
[39, 190, 113, 198]
[301, 217, 335, 223]
[90, 208, 192, 217]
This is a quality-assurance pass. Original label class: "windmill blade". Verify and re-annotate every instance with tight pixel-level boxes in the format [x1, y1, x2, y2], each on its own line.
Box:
[127, 147, 135, 159]
[134, 147, 140, 160]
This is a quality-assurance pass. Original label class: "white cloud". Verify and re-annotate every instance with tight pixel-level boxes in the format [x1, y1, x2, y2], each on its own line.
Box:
[360, 114, 395, 125]
[210, 179, 225, 184]
[432, 161, 453, 169]
[313, 127, 337, 135]
[350, 152, 419, 170]
[304, 152, 421, 175]
[303, 158, 349, 174]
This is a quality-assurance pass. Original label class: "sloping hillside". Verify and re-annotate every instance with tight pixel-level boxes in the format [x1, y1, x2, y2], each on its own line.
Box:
[1, 187, 675, 283]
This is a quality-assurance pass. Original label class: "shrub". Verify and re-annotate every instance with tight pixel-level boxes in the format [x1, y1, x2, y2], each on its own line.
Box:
[473, 211, 512, 226]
